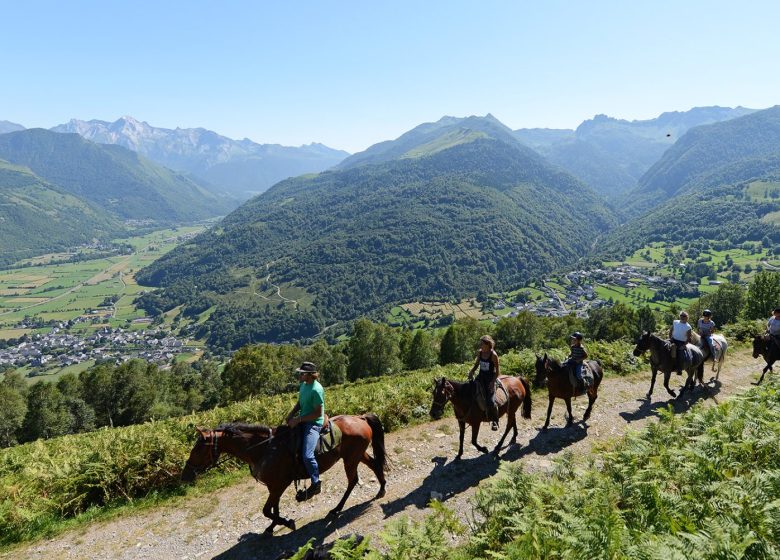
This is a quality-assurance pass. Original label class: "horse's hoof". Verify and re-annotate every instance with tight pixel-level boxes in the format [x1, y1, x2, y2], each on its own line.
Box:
[326, 510, 341, 521]
[376, 489, 386, 499]
[263, 526, 275, 536]
[454, 454, 462, 461]
[541, 425, 549, 432]
[286, 520, 296, 531]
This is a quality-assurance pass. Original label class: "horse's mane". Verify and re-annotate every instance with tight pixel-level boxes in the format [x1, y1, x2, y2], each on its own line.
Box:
[217, 422, 273, 436]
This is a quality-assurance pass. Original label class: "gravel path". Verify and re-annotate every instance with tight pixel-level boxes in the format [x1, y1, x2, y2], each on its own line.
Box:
[3, 349, 767, 560]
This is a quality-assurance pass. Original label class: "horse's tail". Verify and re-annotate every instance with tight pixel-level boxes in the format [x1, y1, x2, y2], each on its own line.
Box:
[594, 360, 604, 383]
[519, 377, 532, 420]
[362, 413, 389, 473]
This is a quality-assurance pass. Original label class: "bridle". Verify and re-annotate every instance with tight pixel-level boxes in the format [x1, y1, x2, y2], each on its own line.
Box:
[431, 379, 453, 408]
[184, 427, 275, 476]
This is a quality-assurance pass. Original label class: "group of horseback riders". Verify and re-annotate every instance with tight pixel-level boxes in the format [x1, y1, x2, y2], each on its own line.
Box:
[282, 307, 780, 503]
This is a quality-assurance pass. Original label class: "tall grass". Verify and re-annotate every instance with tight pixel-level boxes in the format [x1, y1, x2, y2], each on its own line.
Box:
[0, 341, 640, 547]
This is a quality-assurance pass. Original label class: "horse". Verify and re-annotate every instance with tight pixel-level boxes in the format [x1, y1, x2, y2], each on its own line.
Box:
[430, 375, 531, 459]
[753, 335, 780, 384]
[691, 331, 728, 380]
[632, 331, 705, 400]
[181, 414, 388, 535]
[533, 354, 604, 430]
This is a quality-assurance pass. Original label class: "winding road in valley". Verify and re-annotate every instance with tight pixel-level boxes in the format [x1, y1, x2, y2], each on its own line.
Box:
[3, 348, 769, 560]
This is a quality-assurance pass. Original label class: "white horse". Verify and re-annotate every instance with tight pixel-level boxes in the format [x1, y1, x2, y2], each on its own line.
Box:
[691, 331, 728, 380]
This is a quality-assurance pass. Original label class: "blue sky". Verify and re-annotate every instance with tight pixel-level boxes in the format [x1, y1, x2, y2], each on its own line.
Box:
[2, 1, 778, 152]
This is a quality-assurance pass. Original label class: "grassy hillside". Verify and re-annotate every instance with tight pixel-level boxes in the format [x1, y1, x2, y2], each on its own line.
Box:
[0, 161, 120, 265]
[136, 129, 618, 348]
[0, 129, 237, 222]
[625, 106, 780, 217]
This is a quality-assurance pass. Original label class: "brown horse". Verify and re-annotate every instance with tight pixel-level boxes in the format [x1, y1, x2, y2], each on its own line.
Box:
[430, 375, 531, 459]
[181, 414, 387, 535]
[534, 354, 604, 430]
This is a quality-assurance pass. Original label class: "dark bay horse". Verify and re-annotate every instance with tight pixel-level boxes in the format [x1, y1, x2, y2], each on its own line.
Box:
[181, 414, 387, 535]
[430, 375, 531, 459]
[632, 332, 705, 400]
[753, 335, 780, 384]
[534, 354, 604, 430]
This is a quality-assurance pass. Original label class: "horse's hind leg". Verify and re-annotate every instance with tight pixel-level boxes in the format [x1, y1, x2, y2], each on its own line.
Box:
[360, 451, 386, 498]
[663, 371, 676, 398]
[329, 459, 360, 519]
[493, 408, 517, 455]
[583, 390, 597, 422]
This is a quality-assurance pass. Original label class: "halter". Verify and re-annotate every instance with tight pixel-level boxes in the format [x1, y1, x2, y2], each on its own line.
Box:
[184, 427, 275, 476]
[432, 380, 453, 408]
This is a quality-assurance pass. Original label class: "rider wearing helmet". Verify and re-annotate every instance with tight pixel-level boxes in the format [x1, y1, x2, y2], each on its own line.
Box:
[697, 309, 717, 360]
[564, 332, 590, 389]
[669, 311, 692, 375]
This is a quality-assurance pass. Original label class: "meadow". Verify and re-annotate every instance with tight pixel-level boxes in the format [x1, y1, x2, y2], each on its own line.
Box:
[0, 226, 205, 338]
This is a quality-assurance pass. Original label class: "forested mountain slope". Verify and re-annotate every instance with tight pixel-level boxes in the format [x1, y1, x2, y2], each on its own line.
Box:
[515, 106, 755, 198]
[624, 105, 780, 217]
[0, 129, 236, 222]
[52, 116, 349, 199]
[0, 160, 120, 265]
[137, 117, 618, 348]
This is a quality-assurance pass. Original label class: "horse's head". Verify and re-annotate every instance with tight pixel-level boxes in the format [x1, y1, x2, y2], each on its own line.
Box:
[753, 334, 765, 359]
[182, 427, 222, 483]
[534, 354, 549, 388]
[633, 331, 651, 357]
[430, 377, 453, 420]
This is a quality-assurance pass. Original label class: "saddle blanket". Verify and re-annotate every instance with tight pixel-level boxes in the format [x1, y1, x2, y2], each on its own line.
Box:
[475, 377, 509, 412]
[568, 362, 594, 391]
[315, 420, 341, 456]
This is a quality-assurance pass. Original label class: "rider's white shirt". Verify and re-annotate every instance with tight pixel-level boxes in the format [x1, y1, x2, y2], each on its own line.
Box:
[671, 320, 691, 342]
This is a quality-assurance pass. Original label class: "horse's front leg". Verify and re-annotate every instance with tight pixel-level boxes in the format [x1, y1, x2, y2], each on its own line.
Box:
[758, 363, 772, 384]
[542, 395, 554, 431]
[564, 398, 573, 426]
[646, 367, 658, 400]
[663, 370, 676, 398]
[455, 420, 466, 460]
[471, 422, 489, 454]
[262, 488, 295, 534]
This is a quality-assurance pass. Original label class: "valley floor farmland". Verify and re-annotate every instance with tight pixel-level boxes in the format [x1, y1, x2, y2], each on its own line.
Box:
[3, 347, 769, 560]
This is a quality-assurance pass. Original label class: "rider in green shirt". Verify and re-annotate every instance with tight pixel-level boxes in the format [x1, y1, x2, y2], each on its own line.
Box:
[286, 362, 325, 500]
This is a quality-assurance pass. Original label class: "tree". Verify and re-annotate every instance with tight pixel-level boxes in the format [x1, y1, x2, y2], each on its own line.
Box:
[405, 330, 437, 371]
[689, 283, 745, 326]
[20, 382, 73, 441]
[221, 343, 301, 403]
[637, 306, 657, 334]
[439, 317, 483, 365]
[493, 312, 539, 352]
[585, 303, 639, 341]
[0, 384, 26, 447]
[347, 319, 401, 380]
[744, 271, 780, 319]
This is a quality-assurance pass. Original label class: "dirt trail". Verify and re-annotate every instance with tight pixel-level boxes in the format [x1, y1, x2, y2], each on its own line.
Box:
[3, 349, 769, 560]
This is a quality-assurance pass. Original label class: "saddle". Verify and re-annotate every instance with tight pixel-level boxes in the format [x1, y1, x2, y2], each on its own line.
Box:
[568, 362, 594, 393]
[291, 416, 343, 480]
[474, 377, 509, 412]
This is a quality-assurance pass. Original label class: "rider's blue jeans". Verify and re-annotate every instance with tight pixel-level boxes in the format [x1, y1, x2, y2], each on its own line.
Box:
[702, 335, 715, 358]
[301, 422, 321, 484]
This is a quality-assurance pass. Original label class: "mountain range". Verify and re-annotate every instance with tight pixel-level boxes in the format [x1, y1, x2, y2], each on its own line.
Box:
[51, 116, 350, 199]
[0, 129, 239, 263]
[515, 106, 756, 198]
